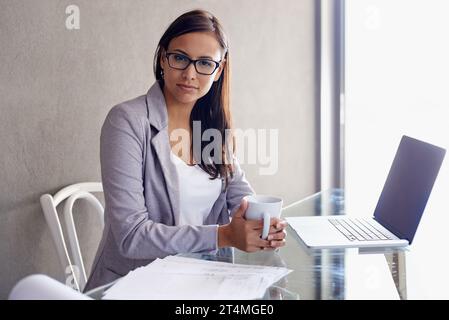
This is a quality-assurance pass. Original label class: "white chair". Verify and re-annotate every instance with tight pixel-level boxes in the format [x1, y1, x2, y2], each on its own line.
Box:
[40, 182, 104, 292]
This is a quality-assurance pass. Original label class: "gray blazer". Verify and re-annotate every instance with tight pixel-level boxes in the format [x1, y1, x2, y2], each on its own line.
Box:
[84, 81, 255, 291]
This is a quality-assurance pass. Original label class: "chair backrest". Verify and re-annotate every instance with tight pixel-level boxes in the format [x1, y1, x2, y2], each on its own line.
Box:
[40, 182, 104, 292]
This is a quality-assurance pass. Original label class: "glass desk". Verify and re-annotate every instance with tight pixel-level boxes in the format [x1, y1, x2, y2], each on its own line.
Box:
[87, 189, 446, 300]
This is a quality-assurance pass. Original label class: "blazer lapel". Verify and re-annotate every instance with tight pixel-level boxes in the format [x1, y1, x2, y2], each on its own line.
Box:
[151, 130, 180, 225]
[146, 81, 181, 225]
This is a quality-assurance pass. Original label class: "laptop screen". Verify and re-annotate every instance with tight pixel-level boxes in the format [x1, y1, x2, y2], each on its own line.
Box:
[373, 135, 446, 243]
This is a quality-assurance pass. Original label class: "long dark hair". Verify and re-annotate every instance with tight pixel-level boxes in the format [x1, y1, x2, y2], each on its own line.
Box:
[153, 9, 235, 188]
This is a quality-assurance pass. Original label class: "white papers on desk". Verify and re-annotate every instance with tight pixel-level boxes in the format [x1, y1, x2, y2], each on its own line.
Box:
[102, 256, 292, 300]
[8, 274, 92, 300]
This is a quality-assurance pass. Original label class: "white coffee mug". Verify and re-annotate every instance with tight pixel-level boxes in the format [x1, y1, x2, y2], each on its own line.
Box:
[245, 195, 283, 240]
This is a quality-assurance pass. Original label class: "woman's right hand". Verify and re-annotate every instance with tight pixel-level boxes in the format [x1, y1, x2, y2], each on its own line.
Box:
[218, 198, 271, 252]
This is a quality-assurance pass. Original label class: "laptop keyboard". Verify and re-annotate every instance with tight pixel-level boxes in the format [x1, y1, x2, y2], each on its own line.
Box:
[328, 218, 395, 241]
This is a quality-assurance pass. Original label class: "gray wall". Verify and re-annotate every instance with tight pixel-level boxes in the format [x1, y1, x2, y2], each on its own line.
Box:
[0, 0, 318, 298]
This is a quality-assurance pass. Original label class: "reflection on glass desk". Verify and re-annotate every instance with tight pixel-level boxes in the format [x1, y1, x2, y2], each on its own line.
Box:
[88, 189, 446, 300]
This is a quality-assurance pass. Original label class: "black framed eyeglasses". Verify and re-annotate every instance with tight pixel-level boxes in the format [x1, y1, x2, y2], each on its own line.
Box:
[165, 52, 221, 75]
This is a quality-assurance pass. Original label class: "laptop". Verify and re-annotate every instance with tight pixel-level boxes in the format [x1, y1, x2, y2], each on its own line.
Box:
[286, 135, 446, 249]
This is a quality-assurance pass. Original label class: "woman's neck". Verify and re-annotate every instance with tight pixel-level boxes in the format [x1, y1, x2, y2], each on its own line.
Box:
[163, 87, 196, 164]
[163, 87, 195, 129]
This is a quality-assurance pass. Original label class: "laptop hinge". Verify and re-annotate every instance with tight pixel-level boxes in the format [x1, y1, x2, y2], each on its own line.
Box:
[374, 216, 408, 241]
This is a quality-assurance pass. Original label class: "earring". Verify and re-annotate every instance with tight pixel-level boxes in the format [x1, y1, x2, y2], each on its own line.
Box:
[161, 70, 164, 79]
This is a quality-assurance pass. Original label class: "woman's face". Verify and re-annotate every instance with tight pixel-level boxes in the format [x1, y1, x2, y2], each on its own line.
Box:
[160, 31, 225, 106]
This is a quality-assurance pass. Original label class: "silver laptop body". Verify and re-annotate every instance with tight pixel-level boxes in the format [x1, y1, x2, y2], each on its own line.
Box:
[287, 136, 446, 249]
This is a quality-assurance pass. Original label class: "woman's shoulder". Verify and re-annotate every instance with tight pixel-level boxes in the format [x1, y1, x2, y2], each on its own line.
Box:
[105, 81, 164, 126]
[106, 94, 148, 123]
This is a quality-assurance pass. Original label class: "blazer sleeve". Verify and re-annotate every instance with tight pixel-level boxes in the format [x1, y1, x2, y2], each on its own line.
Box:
[100, 105, 218, 260]
[226, 155, 256, 217]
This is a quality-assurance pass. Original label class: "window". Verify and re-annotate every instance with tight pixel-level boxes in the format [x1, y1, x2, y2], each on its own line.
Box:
[345, 1, 449, 293]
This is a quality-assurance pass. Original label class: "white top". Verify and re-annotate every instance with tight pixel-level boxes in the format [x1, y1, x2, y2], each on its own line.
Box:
[170, 151, 222, 226]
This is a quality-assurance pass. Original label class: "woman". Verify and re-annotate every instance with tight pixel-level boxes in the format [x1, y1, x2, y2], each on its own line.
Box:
[84, 9, 287, 292]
